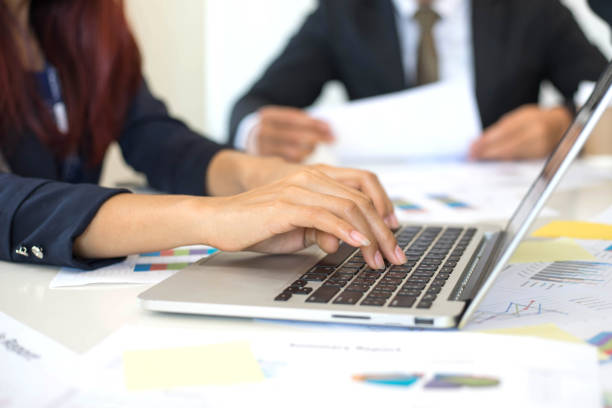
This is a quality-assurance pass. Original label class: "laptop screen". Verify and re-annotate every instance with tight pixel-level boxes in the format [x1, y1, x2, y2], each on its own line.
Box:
[497, 63, 612, 266]
[458, 62, 612, 328]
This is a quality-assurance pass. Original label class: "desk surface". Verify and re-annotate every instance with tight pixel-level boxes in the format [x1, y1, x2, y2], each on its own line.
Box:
[2, 159, 612, 355]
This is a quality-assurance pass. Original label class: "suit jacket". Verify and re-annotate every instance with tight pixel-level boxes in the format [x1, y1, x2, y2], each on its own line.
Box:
[0, 80, 224, 269]
[229, 0, 608, 144]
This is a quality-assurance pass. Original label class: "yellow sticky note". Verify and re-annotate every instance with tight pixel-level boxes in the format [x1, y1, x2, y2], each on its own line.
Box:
[532, 221, 612, 240]
[123, 341, 264, 390]
[509, 237, 595, 264]
[481, 323, 608, 361]
[481, 323, 584, 344]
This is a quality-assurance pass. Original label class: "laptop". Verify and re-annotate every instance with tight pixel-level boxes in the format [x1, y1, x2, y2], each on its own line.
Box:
[139, 62, 612, 329]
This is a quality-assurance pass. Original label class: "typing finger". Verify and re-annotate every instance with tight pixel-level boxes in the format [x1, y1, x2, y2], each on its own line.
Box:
[290, 170, 404, 266]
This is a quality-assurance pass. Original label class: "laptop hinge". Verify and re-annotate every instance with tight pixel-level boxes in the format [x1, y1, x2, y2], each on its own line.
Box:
[450, 231, 504, 302]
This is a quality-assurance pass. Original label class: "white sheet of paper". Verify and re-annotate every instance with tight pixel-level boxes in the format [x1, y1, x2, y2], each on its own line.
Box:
[50, 245, 216, 288]
[367, 160, 558, 224]
[0, 312, 82, 407]
[466, 260, 612, 331]
[81, 325, 600, 408]
[310, 80, 482, 161]
[591, 204, 612, 224]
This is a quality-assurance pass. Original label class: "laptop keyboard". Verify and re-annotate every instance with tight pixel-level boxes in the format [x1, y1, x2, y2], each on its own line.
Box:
[274, 226, 476, 309]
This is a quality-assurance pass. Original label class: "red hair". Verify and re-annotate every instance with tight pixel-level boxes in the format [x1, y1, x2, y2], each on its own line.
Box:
[0, 0, 141, 165]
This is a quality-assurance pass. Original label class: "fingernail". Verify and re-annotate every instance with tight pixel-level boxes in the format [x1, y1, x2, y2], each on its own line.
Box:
[350, 231, 371, 247]
[374, 251, 385, 270]
[394, 245, 407, 264]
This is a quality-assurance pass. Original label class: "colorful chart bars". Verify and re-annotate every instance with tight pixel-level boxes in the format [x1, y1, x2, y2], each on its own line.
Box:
[134, 263, 190, 272]
[352, 373, 422, 387]
[587, 332, 612, 361]
[140, 248, 217, 257]
[424, 374, 500, 389]
[392, 199, 424, 212]
[429, 194, 471, 209]
[529, 261, 612, 286]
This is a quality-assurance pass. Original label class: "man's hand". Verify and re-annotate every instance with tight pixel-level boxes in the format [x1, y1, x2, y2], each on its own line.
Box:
[469, 105, 572, 161]
[252, 106, 334, 162]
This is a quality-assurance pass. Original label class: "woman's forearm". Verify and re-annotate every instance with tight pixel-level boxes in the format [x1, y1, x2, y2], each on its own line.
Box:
[73, 193, 214, 259]
[74, 150, 295, 259]
[73, 163, 405, 269]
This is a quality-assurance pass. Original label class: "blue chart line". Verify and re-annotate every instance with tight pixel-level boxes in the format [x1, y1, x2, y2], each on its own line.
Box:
[504, 300, 542, 315]
[471, 299, 568, 325]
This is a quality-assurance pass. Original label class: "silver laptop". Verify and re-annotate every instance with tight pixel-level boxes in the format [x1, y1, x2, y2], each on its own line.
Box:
[140, 62, 612, 329]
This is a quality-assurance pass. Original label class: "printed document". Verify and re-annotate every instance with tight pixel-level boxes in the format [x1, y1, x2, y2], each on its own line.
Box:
[310, 80, 482, 161]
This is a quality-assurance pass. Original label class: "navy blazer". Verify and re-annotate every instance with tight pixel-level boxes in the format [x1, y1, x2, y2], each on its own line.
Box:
[229, 0, 608, 144]
[0, 80, 225, 269]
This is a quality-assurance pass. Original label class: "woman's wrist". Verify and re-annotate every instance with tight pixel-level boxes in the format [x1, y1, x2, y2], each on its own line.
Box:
[74, 193, 220, 258]
[206, 150, 248, 196]
[206, 149, 299, 196]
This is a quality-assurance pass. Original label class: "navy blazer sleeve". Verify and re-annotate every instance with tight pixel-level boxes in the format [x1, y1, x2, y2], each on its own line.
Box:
[228, 3, 336, 145]
[119, 80, 226, 195]
[0, 172, 128, 269]
[0, 80, 227, 269]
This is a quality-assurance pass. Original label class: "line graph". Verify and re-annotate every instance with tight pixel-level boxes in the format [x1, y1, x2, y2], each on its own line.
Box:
[470, 299, 568, 326]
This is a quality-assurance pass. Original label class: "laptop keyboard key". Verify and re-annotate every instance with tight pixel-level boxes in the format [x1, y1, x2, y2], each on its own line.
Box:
[346, 283, 370, 292]
[374, 283, 398, 292]
[301, 273, 327, 282]
[306, 286, 340, 303]
[422, 293, 437, 301]
[397, 289, 422, 297]
[417, 301, 433, 309]
[275, 292, 292, 301]
[316, 243, 356, 267]
[333, 291, 363, 305]
[309, 266, 335, 274]
[287, 286, 313, 295]
[368, 290, 393, 299]
[326, 279, 350, 287]
[389, 296, 417, 308]
[361, 297, 387, 306]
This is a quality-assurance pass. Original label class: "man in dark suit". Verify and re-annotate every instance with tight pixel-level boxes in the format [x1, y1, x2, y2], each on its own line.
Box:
[229, 0, 607, 162]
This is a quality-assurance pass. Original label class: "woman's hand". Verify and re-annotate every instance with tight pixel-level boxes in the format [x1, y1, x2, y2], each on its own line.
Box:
[206, 151, 399, 229]
[200, 167, 405, 269]
[76, 153, 403, 269]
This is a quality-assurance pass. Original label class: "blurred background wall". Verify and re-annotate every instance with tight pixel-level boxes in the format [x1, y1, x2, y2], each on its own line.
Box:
[101, 0, 612, 186]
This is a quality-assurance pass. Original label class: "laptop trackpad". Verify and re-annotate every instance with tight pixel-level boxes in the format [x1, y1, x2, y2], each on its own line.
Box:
[201, 247, 323, 272]
[191, 247, 324, 292]
[140, 247, 326, 305]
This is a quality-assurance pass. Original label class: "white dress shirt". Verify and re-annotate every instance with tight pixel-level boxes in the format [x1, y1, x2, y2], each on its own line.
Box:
[234, 0, 474, 152]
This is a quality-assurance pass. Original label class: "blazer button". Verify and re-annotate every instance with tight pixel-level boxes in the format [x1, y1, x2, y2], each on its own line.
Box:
[31, 246, 44, 260]
[15, 246, 29, 257]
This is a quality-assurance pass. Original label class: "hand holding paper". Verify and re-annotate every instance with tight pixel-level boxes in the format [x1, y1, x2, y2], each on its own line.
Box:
[310, 80, 482, 162]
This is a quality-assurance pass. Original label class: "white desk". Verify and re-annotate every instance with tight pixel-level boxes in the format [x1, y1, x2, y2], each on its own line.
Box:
[1, 158, 612, 399]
